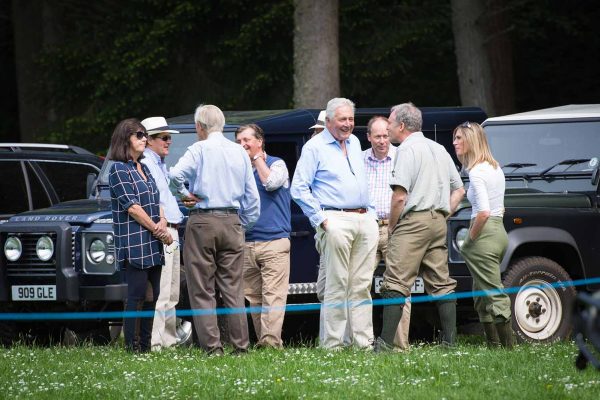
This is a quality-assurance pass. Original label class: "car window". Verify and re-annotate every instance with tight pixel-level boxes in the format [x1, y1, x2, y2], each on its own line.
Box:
[485, 121, 600, 173]
[36, 161, 100, 202]
[0, 160, 30, 216]
[25, 163, 52, 210]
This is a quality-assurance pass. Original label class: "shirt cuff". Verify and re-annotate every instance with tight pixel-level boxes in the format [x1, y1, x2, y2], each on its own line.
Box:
[309, 211, 327, 228]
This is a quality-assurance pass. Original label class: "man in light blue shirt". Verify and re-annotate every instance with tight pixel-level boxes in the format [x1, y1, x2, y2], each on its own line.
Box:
[170, 105, 260, 355]
[291, 97, 379, 349]
[141, 116, 184, 351]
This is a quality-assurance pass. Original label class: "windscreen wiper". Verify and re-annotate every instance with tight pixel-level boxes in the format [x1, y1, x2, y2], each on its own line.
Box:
[539, 158, 590, 177]
[502, 162, 537, 173]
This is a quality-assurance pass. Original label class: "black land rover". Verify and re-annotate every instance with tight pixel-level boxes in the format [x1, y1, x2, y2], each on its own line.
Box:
[0, 107, 487, 345]
[447, 104, 600, 342]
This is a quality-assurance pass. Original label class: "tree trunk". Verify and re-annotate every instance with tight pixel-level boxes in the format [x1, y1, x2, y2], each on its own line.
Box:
[484, 0, 515, 116]
[293, 0, 339, 108]
[12, 0, 60, 142]
[451, 0, 495, 115]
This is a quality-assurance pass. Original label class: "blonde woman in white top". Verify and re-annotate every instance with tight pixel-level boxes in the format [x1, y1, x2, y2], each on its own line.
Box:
[453, 121, 513, 348]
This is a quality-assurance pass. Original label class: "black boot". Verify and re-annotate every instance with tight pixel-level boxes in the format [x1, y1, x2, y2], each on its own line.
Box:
[482, 322, 500, 348]
[436, 300, 457, 346]
[138, 301, 156, 353]
[495, 318, 514, 349]
[124, 299, 143, 353]
[376, 290, 405, 352]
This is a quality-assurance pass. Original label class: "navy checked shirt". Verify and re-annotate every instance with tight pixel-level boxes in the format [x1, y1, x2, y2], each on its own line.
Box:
[109, 160, 164, 270]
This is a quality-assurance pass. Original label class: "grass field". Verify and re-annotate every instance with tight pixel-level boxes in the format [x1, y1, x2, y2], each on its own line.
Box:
[1, 338, 599, 399]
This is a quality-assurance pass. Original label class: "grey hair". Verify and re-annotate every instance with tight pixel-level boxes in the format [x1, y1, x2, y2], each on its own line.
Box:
[194, 104, 225, 133]
[390, 102, 422, 132]
[326, 98, 355, 120]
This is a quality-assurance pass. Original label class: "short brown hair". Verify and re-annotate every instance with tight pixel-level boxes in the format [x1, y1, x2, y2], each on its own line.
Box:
[107, 118, 146, 162]
[235, 123, 265, 150]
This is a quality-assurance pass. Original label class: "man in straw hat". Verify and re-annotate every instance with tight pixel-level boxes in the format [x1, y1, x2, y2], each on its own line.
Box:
[140, 116, 184, 351]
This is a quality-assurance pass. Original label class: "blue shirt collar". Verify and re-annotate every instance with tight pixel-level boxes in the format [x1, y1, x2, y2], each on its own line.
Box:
[321, 128, 350, 145]
[143, 148, 163, 164]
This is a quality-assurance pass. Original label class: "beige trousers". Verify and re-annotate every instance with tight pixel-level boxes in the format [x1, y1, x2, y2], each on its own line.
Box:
[243, 238, 290, 348]
[376, 224, 412, 350]
[315, 211, 379, 349]
[151, 227, 180, 348]
[383, 210, 457, 297]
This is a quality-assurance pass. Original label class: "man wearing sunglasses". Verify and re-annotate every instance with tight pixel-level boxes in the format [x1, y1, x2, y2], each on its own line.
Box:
[141, 116, 184, 352]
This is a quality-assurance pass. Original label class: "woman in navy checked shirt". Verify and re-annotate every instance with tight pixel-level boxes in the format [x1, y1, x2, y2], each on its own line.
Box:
[108, 118, 173, 353]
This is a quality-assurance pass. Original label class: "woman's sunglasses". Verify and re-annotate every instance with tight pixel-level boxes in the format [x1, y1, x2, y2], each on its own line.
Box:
[131, 131, 148, 140]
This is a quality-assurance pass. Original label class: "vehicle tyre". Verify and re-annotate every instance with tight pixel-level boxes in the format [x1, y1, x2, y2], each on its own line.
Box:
[0, 320, 19, 347]
[502, 257, 576, 343]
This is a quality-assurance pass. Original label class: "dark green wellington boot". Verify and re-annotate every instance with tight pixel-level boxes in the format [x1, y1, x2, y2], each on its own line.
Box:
[436, 300, 457, 346]
[375, 290, 405, 352]
[482, 322, 500, 348]
[495, 318, 514, 349]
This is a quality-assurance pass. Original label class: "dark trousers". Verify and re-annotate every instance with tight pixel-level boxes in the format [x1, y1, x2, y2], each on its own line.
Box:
[184, 212, 248, 352]
[124, 263, 161, 352]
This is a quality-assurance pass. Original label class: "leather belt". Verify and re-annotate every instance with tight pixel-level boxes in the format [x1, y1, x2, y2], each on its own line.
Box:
[167, 222, 179, 229]
[378, 219, 389, 226]
[189, 208, 238, 215]
[322, 207, 368, 214]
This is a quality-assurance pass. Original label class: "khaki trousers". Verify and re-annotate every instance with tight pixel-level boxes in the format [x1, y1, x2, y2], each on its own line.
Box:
[460, 217, 511, 323]
[243, 238, 290, 348]
[151, 227, 181, 348]
[315, 211, 379, 349]
[184, 213, 248, 352]
[376, 224, 411, 350]
[383, 210, 457, 297]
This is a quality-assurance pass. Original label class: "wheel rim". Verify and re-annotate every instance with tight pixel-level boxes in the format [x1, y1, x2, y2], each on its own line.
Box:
[176, 318, 192, 346]
[514, 279, 562, 340]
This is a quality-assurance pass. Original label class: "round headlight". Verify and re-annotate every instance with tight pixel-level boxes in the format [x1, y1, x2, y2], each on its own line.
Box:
[36, 236, 54, 261]
[455, 227, 469, 250]
[89, 239, 107, 263]
[106, 254, 115, 264]
[4, 236, 23, 262]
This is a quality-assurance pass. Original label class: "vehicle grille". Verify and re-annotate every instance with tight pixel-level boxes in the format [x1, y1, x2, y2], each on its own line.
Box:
[6, 232, 57, 277]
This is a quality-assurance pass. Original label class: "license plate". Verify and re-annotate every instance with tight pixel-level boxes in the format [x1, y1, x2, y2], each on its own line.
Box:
[11, 285, 57, 301]
[374, 277, 424, 294]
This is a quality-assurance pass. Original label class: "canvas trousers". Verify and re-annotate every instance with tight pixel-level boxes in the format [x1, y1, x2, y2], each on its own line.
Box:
[382, 210, 457, 297]
[184, 213, 249, 352]
[315, 210, 378, 349]
[243, 238, 290, 348]
[151, 227, 180, 349]
[376, 224, 412, 350]
[460, 217, 511, 323]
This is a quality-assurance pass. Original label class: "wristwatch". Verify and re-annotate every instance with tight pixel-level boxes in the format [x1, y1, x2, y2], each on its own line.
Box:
[252, 154, 261, 161]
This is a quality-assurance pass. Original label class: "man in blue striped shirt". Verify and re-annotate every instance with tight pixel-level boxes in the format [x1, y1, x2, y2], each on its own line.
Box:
[291, 97, 379, 350]
[170, 105, 260, 355]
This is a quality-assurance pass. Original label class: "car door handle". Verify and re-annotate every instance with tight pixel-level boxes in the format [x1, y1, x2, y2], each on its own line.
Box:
[291, 231, 311, 237]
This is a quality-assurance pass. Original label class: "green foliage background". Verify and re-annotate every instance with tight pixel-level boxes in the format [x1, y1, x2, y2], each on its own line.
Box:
[6, 0, 599, 153]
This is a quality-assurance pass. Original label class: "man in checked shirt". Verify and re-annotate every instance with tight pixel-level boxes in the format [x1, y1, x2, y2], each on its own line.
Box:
[363, 116, 412, 350]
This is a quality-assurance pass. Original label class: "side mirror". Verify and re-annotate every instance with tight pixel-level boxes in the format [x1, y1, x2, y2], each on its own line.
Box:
[86, 173, 98, 198]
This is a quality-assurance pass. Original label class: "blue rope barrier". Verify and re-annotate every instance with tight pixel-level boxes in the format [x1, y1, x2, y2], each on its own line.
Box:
[1, 276, 599, 321]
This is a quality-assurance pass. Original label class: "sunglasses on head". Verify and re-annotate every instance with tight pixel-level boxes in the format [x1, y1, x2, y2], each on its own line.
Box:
[460, 121, 472, 128]
[131, 130, 148, 140]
